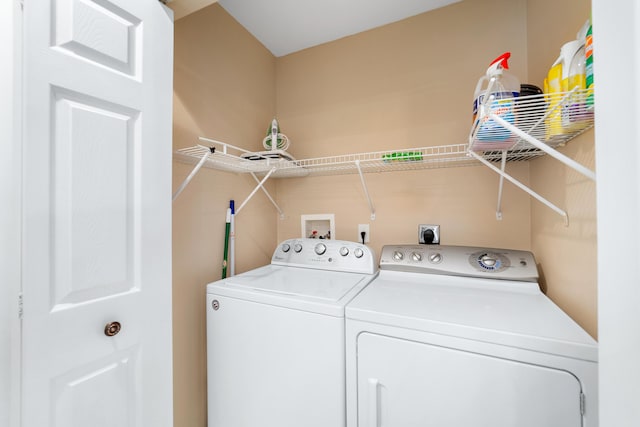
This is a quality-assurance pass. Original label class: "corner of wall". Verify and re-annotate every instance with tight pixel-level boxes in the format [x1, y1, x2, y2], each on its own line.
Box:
[172, 4, 278, 425]
[526, 0, 597, 338]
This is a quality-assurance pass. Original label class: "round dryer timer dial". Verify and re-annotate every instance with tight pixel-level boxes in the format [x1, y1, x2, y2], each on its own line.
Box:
[469, 251, 510, 272]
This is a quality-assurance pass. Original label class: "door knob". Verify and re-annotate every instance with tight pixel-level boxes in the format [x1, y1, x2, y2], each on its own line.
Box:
[104, 321, 121, 337]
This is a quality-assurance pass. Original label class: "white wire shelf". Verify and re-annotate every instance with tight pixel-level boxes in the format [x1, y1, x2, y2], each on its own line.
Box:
[175, 91, 594, 180]
[174, 140, 564, 177]
[174, 140, 563, 178]
[173, 89, 595, 223]
[173, 144, 307, 178]
[262, 144, 481, 176]
[174, 140, 485, 178]
[470, 88, 594, 153]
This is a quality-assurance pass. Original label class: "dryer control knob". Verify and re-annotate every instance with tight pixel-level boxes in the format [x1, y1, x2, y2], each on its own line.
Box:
[429, 252, 442, 263]
[480, 254, 497, 267]
[339, 247, 349, 256]
[393, 251, 404, 261]
[315, 243, 327, 255]
[354, 248, 364, 258]
[282, 243, 291, 253]
[411, 252, 423, 262]
[294, 243, 303, 253]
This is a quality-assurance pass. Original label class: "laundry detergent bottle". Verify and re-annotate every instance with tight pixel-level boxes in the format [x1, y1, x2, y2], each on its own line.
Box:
[562, 42, 590, 131]
[585, 18, 594, 109]
[546, 37, 587, 139]
[471, 52, 520, 150]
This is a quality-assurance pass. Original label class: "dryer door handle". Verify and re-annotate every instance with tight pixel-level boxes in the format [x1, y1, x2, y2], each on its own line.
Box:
[367, 378, 380, 427]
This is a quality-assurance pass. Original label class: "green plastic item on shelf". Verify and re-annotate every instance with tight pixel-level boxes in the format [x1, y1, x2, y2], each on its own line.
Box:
[382, 151, 424, 162]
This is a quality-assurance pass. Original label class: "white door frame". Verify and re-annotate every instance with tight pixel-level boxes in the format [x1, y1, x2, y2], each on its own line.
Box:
[0, 1, 22, 427]
[593, 0, 640, 425]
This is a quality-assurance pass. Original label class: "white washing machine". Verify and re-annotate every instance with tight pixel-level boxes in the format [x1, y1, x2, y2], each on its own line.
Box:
[207, 238, 378, 427]
[345, 245, 598, 427]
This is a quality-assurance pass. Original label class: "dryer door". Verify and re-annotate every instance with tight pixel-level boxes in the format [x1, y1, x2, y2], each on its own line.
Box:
[356, 333, 583, 427]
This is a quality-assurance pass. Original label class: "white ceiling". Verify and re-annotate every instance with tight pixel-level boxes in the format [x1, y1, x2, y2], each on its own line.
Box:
[168, 0, 219, 22]
[170, 0, 462, 57]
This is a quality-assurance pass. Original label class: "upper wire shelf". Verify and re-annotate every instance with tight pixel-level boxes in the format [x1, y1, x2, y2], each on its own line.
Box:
[173, 89, 595, 223]
[470, 88, 594, 153]
[174, 90, 594, 179]
[174, 139, 480, 178]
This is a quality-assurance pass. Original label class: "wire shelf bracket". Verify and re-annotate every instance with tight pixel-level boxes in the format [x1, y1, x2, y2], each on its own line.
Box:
[468, 150, 570, 226]
[247, 171, 285, 219]
[469, 88, 595, 225]
[355, 160, 376, 220]
[172, 146, 215, 202]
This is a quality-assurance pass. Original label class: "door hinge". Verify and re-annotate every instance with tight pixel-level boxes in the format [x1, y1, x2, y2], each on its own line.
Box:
[18, 293, 23, 319]
[580, 392, 585, 415]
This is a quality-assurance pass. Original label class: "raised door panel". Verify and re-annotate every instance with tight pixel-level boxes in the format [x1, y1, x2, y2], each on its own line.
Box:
[51, 348, 140, 427]
[53, 0, 141, 76]
[51, 88, 139, 309]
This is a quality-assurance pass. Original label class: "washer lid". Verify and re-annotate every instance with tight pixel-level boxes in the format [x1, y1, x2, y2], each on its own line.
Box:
[346, 270, 597, 361]
[207, 265, 377, 317]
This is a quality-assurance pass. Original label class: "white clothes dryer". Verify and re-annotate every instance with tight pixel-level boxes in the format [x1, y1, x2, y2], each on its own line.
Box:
[345, 245, 598, 427]
[207, 238, 378, 427]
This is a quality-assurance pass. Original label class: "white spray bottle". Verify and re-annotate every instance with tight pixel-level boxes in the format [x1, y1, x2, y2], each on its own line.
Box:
[471, 52, 520, 150]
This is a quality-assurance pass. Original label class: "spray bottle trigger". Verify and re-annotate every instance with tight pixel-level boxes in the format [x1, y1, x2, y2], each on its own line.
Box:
[490, 52, 511, 69]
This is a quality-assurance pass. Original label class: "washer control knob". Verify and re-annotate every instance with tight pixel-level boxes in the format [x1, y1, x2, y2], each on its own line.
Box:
[411, 252, 423, 262]
[354, 248, 364, 258]
[393, 251, 404, 261]
[281, 243, 291, 253]
[339, 247, 349, 257]
[294, 243, 303, 253]
[315, 243, 327, 255]
[429, 252, 442, 263]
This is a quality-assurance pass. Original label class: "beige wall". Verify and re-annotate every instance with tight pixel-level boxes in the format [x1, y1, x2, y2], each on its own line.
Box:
[275, 0, 532, 256]
[173, 0, 598, 424]
[526, 0, 597, 338]
[173, 4, 277, 425]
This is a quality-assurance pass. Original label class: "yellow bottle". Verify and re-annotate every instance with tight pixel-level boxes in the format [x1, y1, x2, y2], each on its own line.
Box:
[546, 40, 582, 140]
[546, 61, 564, 140]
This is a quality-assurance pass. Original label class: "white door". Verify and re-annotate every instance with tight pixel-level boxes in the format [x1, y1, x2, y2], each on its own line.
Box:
[21, 0, 173, 426]
[357, 333, 583, 427]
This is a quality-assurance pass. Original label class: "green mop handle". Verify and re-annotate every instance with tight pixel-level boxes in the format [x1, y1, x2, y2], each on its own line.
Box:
[222, 207, 231, 279]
